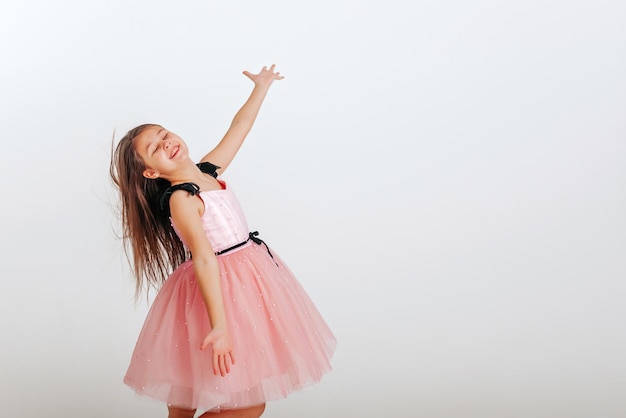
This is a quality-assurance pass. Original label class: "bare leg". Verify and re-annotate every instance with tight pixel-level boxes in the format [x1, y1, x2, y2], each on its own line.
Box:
[168, 405, 197, 418]
[198, 404, 266, 418]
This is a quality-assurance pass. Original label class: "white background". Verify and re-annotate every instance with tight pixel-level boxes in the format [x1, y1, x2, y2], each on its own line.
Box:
[1, 1, 625, 417]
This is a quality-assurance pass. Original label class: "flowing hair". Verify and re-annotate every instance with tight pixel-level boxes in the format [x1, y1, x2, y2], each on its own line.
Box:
[110, 124, 190, 299]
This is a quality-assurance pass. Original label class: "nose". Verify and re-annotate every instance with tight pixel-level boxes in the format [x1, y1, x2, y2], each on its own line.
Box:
[163, 140, 170, 150]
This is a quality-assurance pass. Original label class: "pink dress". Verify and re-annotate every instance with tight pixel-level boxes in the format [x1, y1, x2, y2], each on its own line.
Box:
[124, 178, 336, 412]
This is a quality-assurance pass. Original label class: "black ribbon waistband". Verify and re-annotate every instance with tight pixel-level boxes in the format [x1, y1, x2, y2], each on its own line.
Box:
[215, 231, 276, 264]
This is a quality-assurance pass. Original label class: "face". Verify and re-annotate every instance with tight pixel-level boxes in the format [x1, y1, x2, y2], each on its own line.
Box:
[133, 126, 189, 179]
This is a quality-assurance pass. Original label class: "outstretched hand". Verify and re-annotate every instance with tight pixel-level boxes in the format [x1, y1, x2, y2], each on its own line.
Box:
[243, 64, 284, 88]
[200, 326, 236, 376]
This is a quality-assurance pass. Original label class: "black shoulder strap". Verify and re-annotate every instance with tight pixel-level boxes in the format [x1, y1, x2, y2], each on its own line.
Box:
[159, 182, 200, 212]
[197, 161, 221, 178]
[159, 162, 220, 213]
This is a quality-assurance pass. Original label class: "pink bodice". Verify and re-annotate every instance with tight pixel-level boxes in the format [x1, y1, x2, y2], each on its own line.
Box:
[171, 182, 251, 253]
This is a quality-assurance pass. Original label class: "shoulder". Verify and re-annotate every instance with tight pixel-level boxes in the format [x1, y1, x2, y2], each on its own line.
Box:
[160, 182, 204, 215]
[169, 188, 204, 219]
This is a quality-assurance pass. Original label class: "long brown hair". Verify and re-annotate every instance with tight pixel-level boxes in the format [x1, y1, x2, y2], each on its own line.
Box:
[110, 124, 189, 299]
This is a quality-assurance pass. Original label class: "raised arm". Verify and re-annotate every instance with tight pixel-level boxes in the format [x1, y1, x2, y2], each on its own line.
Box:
[200, 64, 284, 174]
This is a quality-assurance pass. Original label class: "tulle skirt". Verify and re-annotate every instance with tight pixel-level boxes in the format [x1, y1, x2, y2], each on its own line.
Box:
[124, 242, 336, 412]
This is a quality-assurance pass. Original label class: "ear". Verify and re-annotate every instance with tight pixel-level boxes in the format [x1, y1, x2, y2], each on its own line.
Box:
[143, 168, 160, 179]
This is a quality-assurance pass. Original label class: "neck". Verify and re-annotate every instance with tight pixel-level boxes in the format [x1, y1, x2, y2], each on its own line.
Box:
[162, 160, 205, 186]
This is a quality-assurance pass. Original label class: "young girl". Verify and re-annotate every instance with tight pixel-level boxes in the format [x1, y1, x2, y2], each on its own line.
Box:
[110, 65, 336, 418]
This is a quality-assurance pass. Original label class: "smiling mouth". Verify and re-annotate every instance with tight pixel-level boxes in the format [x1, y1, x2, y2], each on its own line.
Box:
[170, 146, 179, 159]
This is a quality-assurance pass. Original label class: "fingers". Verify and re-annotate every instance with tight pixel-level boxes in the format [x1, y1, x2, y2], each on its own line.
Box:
[212, 352, 220, 375]
[221, 353, 230, 375]
[243, 64, 284, 80]
[212, 352, 234, 376]
[219, 354, 226, 376]
[201, 329, 234, 376]
[266, 64, 283, 79]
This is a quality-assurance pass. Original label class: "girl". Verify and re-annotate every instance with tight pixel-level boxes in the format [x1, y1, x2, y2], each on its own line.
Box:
[110, 65, 336, 418]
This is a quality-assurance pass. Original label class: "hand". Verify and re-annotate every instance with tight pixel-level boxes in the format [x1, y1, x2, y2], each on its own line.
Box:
[200, 326, 236, 376]
[243, 64, 284, 88]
